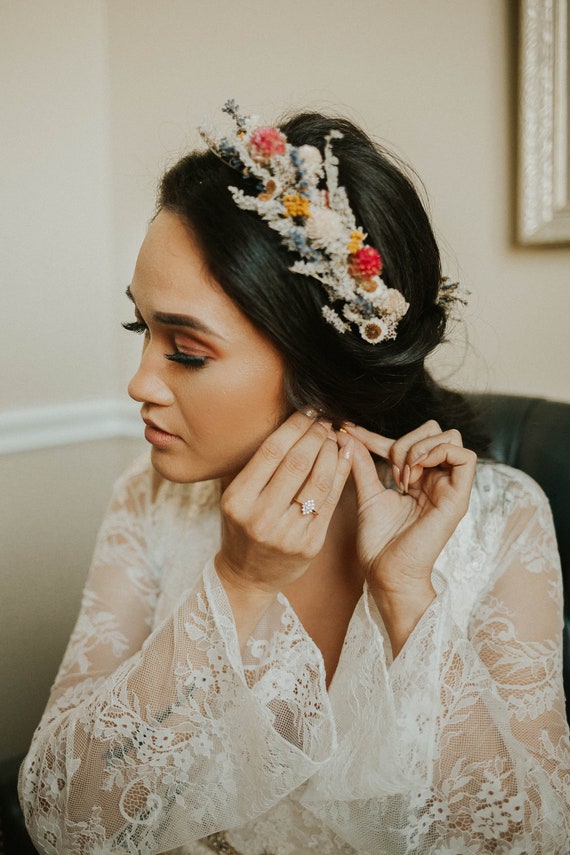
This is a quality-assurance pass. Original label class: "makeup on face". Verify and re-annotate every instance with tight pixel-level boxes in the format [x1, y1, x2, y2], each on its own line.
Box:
[126, 210, 288, 485]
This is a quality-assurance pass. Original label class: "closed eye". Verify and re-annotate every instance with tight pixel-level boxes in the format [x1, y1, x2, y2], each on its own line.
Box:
[165, 352, 207, 368]
[123, 320, 207, 369]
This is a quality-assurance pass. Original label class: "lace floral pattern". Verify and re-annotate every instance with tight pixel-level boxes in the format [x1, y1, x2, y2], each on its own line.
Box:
[19, 456, 570, 854]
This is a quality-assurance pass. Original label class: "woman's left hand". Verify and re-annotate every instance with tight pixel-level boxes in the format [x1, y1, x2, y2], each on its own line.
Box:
[341, 421, 477, 650]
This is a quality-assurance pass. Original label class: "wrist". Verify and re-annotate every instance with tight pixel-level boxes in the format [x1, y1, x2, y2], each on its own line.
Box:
[369, 577, 436, 658]
[214, 553, 277, 646]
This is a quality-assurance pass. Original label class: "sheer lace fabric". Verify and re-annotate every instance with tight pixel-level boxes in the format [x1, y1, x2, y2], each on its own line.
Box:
[19, 455, 570, 854]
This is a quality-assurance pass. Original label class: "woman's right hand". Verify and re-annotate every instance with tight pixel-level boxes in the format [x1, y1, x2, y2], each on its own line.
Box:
[214, 410, 353, 609]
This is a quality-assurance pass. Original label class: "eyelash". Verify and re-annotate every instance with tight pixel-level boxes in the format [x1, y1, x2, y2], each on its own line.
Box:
[122, 320, 147, 335]
[122, 320, 208, 369]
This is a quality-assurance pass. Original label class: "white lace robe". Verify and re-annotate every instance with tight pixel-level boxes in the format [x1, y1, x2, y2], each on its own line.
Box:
[18, 455, 570, 854]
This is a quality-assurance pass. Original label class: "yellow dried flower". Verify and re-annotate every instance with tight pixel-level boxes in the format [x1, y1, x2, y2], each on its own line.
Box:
[283, 194, 311, 218]
[347, 230, 364, 254]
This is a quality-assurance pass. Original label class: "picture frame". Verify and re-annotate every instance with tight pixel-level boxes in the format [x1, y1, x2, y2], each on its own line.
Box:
[518, 0, 570, 244]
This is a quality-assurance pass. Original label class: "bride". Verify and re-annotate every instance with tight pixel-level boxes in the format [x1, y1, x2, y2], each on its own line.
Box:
[19, 101, 570, 854]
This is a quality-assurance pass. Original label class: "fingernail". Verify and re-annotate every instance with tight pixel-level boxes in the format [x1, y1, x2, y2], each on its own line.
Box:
[342, 437, 354, 459]
[301, 407, 318, 418]
[317, 418, 332, 430]
[403, 464, 410, 493]
[327, 428, 337, 442]
[393, 464, 401, 490]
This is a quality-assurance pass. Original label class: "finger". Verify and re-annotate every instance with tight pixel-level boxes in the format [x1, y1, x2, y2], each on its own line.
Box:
[404, 429, 464, 491]
[408, 443, 477, 509]
[230, 409, 320, 497]
[281, 428, 340, 512]
[389, 420, 443, 484]
[261, 418, 334, 505]
[349, 437, 388, 508]
[340, 423, 394, 459]
[293, 437, 354, 523]
[406, 428, 463, 463]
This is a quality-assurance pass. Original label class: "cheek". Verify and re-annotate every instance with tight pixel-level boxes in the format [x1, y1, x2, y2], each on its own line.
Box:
[180, 362, 287, 442]
[217, 369, 286, 434]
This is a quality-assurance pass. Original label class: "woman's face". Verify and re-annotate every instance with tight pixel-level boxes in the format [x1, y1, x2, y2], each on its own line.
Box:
[127, 209, 288, 485]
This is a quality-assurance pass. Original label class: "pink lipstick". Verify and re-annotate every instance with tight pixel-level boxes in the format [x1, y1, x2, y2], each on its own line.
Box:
[143, 419, 180, 447]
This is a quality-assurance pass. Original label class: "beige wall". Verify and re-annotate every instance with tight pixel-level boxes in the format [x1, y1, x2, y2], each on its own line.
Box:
[1, 0, 569, 760]
[1, 0, 118, 409]
[106, 0, 570, 401]
[0, 437, 143, 760]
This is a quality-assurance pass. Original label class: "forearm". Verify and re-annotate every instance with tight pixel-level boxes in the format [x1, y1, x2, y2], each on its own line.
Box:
[317, 583, 570, 850]
[20, 561, 333, 853]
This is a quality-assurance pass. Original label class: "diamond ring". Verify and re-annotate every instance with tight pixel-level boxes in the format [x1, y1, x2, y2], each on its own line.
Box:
[293, 498, 318, 516]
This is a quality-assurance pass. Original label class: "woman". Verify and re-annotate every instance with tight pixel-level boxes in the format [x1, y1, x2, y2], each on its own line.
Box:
[19, 101, 570, 854]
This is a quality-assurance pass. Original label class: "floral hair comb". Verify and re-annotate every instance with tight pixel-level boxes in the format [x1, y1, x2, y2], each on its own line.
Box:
[199, 101, 461, 344]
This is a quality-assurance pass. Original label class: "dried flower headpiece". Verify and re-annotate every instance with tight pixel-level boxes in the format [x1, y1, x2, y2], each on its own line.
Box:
[199, 101, 463, 344]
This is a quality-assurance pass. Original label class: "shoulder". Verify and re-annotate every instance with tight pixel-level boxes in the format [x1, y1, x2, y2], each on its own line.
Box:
[465, 459, 554, 557]
[436, 460, 557, 622]
[470, 460, 559, 577]
[470, 459, 553, 531]
[472, 457, 548, 505]
[110, 452, 220, 520]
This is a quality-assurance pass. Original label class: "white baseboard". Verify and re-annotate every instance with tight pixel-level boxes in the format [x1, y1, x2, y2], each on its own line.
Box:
[0, 399, 142, 454]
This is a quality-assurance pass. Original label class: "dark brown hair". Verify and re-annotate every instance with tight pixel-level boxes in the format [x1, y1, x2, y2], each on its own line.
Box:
[158, 111, 487, 452]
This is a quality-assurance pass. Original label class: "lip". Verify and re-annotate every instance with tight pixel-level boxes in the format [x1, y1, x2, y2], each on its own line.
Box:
[142, 418, 181, 447]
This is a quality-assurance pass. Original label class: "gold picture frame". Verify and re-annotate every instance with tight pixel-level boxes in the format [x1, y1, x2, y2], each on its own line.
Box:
[518, 0, 570, 243]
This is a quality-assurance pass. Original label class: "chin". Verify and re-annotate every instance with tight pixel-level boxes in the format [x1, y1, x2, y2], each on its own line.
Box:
[149, 448, 206, 484]
[149, 447, 242, 485]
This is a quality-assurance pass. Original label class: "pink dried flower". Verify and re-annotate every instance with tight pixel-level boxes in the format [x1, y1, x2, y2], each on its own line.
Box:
[349, 245, 383, 279]
[249, 126, 286, 162]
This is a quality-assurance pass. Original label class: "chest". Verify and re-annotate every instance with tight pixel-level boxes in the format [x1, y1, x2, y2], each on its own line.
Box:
[284, 554, 365, 687]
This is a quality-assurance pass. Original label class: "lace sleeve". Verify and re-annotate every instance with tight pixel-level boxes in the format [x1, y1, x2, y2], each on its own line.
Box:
[301, 468, 570, 853]
[18, 461, 335, 855]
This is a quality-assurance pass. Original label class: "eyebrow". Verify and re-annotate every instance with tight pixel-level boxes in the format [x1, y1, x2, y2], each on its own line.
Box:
[126, 286, 225, 340]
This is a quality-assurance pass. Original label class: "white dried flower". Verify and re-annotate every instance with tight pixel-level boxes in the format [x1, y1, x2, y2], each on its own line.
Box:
[322, 305, 349, 333]
[297, 145, 323, 176]
[305, 208, 345, 249]
[359, 319, 392, 344]
[199, 101, 420, 344]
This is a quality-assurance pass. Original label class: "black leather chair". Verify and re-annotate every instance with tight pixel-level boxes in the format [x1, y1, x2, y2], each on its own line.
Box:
[0, 755, 36, 854]
[1, 393, 568, 853]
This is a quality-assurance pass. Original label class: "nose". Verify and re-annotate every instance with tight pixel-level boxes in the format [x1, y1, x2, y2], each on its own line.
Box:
[128, 350, 175, 407]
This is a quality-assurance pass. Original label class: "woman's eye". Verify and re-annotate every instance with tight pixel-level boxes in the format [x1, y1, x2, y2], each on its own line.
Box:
[122, 320, 148, 335]
[165, 352, 207, 369]
[122, 321, 207, 369]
